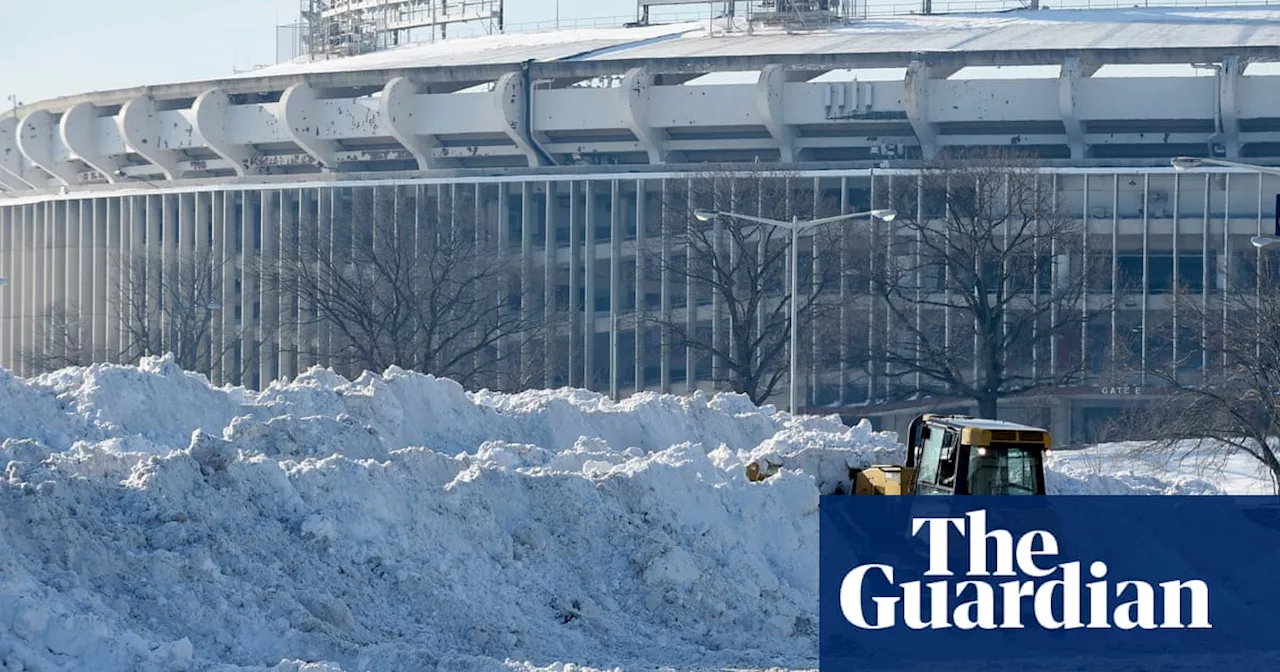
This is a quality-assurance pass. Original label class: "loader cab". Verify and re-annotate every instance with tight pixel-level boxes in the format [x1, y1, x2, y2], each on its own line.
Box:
[905, 414, 1049, 496]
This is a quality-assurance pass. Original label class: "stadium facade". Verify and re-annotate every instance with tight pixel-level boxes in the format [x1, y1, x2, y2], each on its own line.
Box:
[4, 5, 1280, 443]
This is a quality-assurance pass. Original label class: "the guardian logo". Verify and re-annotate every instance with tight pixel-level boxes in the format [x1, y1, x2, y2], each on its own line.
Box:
[840, 510, 1212, 631]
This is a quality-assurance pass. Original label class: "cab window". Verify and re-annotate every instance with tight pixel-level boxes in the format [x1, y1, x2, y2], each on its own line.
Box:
[967, 445, 1041, 495]
[917, 428, 959, 494]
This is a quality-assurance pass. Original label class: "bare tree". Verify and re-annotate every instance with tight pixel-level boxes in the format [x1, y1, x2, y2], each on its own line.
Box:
[1124, 252, 1280, 493]
[18, 301, 93, 373]
[644, 166, 847, 406]
[271, 185, 540, 390]
[115, 247, 253, 374]
[870, 148, 1112, 418]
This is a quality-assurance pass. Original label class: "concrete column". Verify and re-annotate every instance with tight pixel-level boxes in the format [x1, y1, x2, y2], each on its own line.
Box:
[278, 189, 300, 380]
[0, 206, 9, 369]
[495, 185, 510, 389]
[584, 181, 596, 391]
[811, 178, 822, 406]
[218, 191, 238, 385]
[64, 202, 80, 363]
[128, 196, 145, 361]
[178, 193, 195, 364]
[48, 202, 66, 365]
[521, 181, 534, 384]
[93, 199, 109, 362]
[241, 191, 260, 388]
[12, 206, 23, 374]
[195, 192, 212, 372]
[260, 190, 280, 385]
[297, 187, 317, 373]
[838, 177, 849, 404]
[568, 181, 581, 388]
[315, 187, 332, 371]
[105, 198, 122, 363]
[634, 178, 647, 393]
[609, 180, 622, 399]
[543, 180, 556, 387]
[659, 179, 672, 394]
[685, 179, 695, 394]
[19, 205, 31, 375]
[711, 187, 723, 387]
[867, 175, 877, 401]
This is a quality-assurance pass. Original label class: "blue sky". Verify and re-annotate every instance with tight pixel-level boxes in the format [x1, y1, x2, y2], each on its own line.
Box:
[3, 0, 646, 105]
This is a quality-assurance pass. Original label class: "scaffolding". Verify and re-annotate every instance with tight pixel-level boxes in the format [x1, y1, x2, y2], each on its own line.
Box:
[635, 1, 847, 31]
[750, 0, 840, 29]
[294, 0, 505, 62]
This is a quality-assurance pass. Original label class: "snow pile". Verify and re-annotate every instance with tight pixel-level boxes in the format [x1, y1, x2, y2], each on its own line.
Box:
[1047, 440, 1275, 495]
[0, 356, 1263, 672]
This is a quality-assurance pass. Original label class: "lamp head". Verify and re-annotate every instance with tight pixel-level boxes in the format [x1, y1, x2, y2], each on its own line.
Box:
[0, 278, 8, 287]
[1251, 235, 1280, 250]
[1170, 157, 1203, 172]
[693, 210, 716, 222]
[872, 209, 897, 222]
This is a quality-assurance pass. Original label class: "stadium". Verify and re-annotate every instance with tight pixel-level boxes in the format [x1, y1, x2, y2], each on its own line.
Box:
[2, 0, 1280, 444]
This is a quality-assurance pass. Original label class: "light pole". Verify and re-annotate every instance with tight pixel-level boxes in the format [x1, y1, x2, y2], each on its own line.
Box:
[1171, 156, 1280, 249]
[692, 207, 897, 415]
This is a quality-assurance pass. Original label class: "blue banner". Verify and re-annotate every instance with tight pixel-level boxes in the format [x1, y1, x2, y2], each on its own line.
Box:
[820, 496, 1280, 671]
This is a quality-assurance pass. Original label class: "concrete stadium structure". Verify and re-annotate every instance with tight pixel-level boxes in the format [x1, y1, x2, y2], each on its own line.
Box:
[4, 5, 1280, 442]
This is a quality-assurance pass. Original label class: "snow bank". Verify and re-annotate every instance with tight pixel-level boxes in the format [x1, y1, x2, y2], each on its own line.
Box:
[0, 356, 1258, 671]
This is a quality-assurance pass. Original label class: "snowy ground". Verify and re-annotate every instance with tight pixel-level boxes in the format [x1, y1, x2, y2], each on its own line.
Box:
[0, 356, 1268, 671]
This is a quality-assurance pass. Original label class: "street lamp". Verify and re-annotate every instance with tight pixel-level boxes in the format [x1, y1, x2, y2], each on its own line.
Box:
[692, 207, 898, 415]
[1171, 156, 1280, 249]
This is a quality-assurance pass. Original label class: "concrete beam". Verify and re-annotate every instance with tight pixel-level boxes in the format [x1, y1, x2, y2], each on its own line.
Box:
[118, 96, 183, 180]
[60, 102, 121, 184]
[1058, 56, 1102, 160]
[17, 110, 82, 186]
[193, 88, 255, 177]
[1218, 55, 1241, 158]
[281, 82, 341, 169]
[758, 65, 798, 163]
[495, 72, 550, 168]
[0, 117, 38, 192]
[619, 68, 680, 164]
[903, 61, 938, 160]
[380, 76, 447, 170]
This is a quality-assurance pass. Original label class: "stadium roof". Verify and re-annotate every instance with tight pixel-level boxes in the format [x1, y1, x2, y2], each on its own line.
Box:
[21, 6, 1280, 113]
[242, 5, 1280, 77]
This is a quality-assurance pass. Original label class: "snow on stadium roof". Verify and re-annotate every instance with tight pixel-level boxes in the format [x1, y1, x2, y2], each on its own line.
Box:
[20, 5, 1280, 114]
[239, 6, 1280, 79]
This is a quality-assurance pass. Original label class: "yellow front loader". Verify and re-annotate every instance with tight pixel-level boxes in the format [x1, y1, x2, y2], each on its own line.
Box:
[746, 413, 1051, 496]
